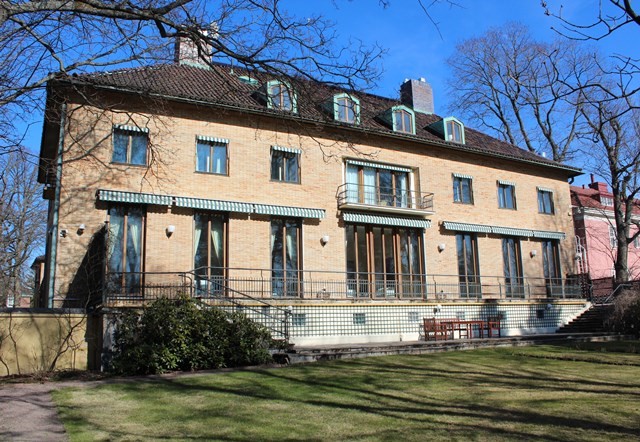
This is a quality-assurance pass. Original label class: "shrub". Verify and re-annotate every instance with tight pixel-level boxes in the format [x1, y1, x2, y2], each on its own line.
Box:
[606, 289, 640, 336]
[110, 297, 273, 375]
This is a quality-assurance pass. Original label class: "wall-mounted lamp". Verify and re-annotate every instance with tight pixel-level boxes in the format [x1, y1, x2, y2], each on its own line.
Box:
[546, 303, 553, 311]
[437, 243, 446, 252]
[320, 235, 330, 246]
[166, 225, 175, 237]
[433, 304, 442, 314]
[574, 253, 582, 261]
[530, 250, 537, 258]
[77, 224, 86, 235]
[59, 229, 68, 238]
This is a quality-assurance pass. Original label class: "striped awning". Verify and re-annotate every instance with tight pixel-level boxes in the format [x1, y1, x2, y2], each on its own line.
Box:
[272, 145, 302, 154]
[537, 186, 554, 193]
[113, 124, 149, 133]
[343, 212, 431, 228]
[491, 226, 534, 237]
[498, 180, 516, 187]
[345, 159, 411, 173]
[254, 204, 325, 219]
[533, 230, 566, 240]
[175, 197, 252, 213]
[96, 189, 172, 206]
[442, 221, 491, 233]
[452, 173, 473, 180]
[196, 135, 229, 144]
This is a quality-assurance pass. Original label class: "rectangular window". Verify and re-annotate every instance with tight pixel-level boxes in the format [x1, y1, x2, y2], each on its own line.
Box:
[634, 234, 639, 249]
[498, 183, 516, 209]
[194, 213, 227, 295]
[346, 224, 425, 298]
[502, 237, 524, 298]
[107, 206, 145, 295]
[271, 149, 300, 183]
[345, 162, 411, 208]
[196, 139, 228, 175]
[453, 175, 473, 204]
[609, 225, 617, 248]
[271, 218, 302, 297]
[537, 188, 555, 214]
[353, 313, 366, 325]
[542, 240, 561, 295]
[112, 127, 147, 165]
[292, 313, 306, 326]
[456, 233, 480, 298]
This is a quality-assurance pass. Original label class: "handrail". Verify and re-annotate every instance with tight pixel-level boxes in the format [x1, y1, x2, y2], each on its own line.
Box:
[336, 183, 434, 211]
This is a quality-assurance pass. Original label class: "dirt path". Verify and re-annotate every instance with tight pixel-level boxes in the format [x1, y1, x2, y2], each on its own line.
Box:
[0, 381, 78, 441]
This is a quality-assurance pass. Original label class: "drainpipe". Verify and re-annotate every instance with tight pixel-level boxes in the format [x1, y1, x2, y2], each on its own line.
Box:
[47, 102, 66, 308]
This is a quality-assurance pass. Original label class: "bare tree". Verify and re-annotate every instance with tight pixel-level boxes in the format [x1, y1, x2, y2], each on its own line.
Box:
[0, 151, 46, 306]
[0, 0, 386, 156]
[445, 22, 598, 162]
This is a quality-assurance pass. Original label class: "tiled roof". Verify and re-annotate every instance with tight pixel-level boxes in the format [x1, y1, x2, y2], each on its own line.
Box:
[58, 62, 580, 175]
[571, 185, 640, 214]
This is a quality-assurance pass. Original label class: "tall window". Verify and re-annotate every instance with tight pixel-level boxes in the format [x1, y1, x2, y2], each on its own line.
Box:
[456, 233, 480, 298]
[112, 126, 147, 165]
[453, 175, 473, 204]
[609, 225, 617, 248]
[498, 182, 516, 209]
[107, 206, 144, 294]
[446, 119, 464, 143]
[393, 108, 414, 134]
[196, 138, 228, 175]
[537, 188, 555, 214]
[346, 224, 424, 298]
[345, 162, 411, 208]
[334, 93, 360, 124]
[271, 148, 300, 183]
[542, 240, 561, 294]
[194, 213, 227, 295]
[267, 81, 295, 112]
[271, 219, 302, 297]
[502, 237, 523, 297]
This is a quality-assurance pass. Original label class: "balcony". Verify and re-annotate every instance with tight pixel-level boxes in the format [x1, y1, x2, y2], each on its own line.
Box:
[102, 268, 584, 305]
[336, 183, 434, 216]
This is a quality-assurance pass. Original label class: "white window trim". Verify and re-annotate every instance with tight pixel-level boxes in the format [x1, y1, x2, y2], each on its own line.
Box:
[443, 117, 465, 144]
[333, 93, 360, 124]
[265, 80, 298, 113]
[391, 105, 415, 134]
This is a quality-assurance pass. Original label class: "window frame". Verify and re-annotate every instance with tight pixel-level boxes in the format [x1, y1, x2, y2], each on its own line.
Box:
[456, 232, 481, 298]
[345, 162, 413, 208]
[193, 212, 228, 289]
[333, 93, 360, 124]
[453, 174, 474, 204]
[271, 148, 301, 184]
[497, 181, 517, 209]
[537, 188, 555, 214]
[112, 126, 148, 166]
[391, 105, 415, 134]
[266, 80, 297, 113]
[195, 138, 229, 175]
[609, 224, 617, 249]
[107, 205, 146, 294]
[443, 117, 465, 144]
[271, 218, 303, 297]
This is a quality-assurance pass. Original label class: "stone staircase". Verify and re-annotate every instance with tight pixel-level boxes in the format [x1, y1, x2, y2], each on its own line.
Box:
[556, 304, 613, 333]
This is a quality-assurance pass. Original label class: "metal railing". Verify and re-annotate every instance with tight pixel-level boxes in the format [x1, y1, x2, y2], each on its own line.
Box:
[103, 268, 584, 304]
[336, 183, 434, 212]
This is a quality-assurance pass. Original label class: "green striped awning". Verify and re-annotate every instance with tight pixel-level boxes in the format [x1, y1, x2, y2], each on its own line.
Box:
[345, 159, 411, 173]
[490, 226, 534, 237]
[175, 197, 252, 213]
[113, 124, 149, 133]
[452, 173, 473, 180]
[442, 221, 491, 233]
[537, 186, 554, 193]
[254, 204, 325, 219]
[533, 230, 566, 240]
[96, 189, 172, 206]
[343, 212, 431, 228]
[498, 180, 516, 187]
[196, 135, 229, 144]
[272, 145, 302, 154]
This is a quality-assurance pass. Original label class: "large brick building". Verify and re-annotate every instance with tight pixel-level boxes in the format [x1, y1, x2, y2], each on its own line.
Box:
[36, 40, 588, 345]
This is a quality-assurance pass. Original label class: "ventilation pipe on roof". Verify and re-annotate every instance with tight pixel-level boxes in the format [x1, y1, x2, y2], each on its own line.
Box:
[400, 78, 434, 115]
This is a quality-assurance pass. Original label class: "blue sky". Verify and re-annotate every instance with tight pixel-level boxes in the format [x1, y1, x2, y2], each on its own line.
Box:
[285, 0, 639, 186]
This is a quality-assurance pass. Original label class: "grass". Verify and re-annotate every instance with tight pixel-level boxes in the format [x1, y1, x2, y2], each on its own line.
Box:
[52, 341, 640, 441]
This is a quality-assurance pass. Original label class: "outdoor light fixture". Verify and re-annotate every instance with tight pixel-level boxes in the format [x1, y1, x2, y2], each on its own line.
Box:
[433, 304, 442, 314]
[77, 224, 86, 235]
[575, 252, 582, 261]
[546, 303, 552, 310]
[437, 243, 446, 252]
[59, 229, 68, 238]
[166, 225, 175, 237]
[321, 235, 330, 246]
[530, 250, 537, 258]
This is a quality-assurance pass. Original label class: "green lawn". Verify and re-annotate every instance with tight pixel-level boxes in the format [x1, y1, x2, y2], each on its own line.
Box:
[53, 342, 640, 441]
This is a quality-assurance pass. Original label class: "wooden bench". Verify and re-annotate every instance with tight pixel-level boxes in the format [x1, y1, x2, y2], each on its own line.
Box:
[423, 317, 454, 341]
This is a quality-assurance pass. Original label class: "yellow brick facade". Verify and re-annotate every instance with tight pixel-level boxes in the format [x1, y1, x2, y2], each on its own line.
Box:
[44, 94, 577, 305]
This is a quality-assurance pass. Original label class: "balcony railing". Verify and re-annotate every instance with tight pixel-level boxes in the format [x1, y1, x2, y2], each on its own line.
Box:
[336, 183, 434, 214]
[103, 268, 584, 304]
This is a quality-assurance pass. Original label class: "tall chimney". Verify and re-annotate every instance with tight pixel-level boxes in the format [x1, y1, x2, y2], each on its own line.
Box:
[400, 78, 434, 114]
[174, 25, 217, 67]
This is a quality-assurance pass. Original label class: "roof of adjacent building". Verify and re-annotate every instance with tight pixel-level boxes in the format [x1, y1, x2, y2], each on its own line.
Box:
[44, 62, 581, 176]
[571, 184, 640, 214]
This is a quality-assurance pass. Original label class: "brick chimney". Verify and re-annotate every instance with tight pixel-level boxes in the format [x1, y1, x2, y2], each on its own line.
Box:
[588, 173, 610, 194]
[174, 25, 217, 67]
[400, 78, 434, 115]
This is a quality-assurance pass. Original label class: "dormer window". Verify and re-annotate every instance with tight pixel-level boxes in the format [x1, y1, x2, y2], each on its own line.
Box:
[428, 116, 465, 144]
[392, 106, 415, 134]
[265, 80, 297, 112]
[333, 93, 360, 124]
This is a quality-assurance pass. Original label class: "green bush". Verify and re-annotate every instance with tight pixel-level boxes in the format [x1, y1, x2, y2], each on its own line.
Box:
[607, 289, 640, 336]
[110, 297, 273, 375]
